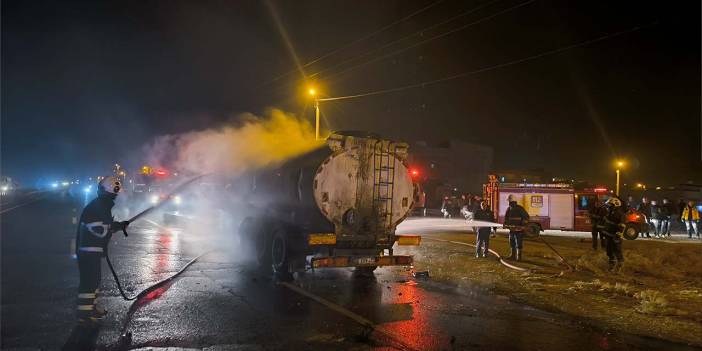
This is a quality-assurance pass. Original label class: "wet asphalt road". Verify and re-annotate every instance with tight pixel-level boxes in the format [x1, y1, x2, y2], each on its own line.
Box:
[2, 193, 698, 350]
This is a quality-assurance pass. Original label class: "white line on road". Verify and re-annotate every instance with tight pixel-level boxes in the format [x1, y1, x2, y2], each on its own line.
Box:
[0, 194, 46, 215]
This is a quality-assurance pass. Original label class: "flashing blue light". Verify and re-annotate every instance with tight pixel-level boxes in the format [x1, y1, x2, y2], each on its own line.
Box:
[51, 183, 59, 188]
[84, 185, 92, 193]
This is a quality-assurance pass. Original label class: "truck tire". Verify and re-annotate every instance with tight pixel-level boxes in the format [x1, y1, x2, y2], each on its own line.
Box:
[255, 225, 272, 270]
[271, 227, 290, 274]
[623, 223, 639, 240]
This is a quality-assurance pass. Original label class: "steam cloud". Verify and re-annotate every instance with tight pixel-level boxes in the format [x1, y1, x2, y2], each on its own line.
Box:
[145, 109, 321, 176]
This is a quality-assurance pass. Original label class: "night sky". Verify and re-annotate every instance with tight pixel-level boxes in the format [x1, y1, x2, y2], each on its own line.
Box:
[2, 0, 700, 187]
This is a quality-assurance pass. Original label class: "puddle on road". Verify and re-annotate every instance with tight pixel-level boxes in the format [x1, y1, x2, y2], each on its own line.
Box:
[291, 267, 698, 351]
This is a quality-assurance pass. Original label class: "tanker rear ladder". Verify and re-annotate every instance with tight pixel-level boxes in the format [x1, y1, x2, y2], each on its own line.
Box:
[372, 141, 397, 235]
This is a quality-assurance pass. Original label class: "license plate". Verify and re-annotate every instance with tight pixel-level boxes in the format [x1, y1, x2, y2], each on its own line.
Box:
[355, 257, 376, 265]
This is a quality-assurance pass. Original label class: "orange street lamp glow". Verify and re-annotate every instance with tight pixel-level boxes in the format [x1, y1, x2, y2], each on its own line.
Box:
[614, 160, 626, 196]
[308, 88, 316, 96]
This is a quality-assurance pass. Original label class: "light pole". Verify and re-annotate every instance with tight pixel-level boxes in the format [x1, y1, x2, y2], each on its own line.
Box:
[615, 160, 624, 196]
[308, 88, 320, 140]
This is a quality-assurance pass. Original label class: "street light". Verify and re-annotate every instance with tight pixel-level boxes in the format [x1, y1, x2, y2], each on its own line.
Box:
[615, 160, 625, 196]
[308, 87, 320, 140]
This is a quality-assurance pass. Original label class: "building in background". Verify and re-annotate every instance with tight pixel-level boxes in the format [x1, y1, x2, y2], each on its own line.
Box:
[408, 140, 493, 208]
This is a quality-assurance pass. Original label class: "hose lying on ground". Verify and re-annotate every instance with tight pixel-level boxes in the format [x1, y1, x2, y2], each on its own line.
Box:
[423, 237, 531, 272]
[105, 250, 213, 301]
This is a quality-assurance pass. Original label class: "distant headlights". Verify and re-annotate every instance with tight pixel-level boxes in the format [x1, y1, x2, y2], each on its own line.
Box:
[173, 195, 182, 205]
[150, 195, 159, 204]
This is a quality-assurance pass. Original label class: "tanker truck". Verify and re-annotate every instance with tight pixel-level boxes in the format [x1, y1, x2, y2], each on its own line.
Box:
[237, 131, 421, 279]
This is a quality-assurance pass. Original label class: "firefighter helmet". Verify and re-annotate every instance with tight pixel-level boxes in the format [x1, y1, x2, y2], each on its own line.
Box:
[99, 176, 122, 195]
[605, 197, 622, 208]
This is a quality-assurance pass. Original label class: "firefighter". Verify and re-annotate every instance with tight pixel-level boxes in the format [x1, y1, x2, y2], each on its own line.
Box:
[75, 176, 129, 324]
[473, 200, 495, 258]
[601, 197, 625, 271]
[504, 194, 529, 261]
[588, 199, 607, 250]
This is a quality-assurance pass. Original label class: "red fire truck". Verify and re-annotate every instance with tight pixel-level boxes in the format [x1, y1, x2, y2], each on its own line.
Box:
[483, 175, 647, 239]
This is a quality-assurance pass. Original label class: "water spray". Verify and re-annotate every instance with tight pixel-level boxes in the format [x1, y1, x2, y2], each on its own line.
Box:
[101, 175, 213, 348]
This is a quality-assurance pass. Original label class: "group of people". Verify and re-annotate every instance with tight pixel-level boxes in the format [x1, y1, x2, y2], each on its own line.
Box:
[441, 193, 483, 219]
[471, 195, 529, 261]
[629, 196, 700, 239]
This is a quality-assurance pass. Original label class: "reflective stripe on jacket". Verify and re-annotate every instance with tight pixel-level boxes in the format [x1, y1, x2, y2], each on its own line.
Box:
[681, 206, 700, 221]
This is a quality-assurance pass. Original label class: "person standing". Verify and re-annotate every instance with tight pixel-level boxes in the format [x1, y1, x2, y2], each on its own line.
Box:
[637, 197, 652, 238]
[588, 199, 607, 250]
[75, 176, 129, 325]
[681, 200, 700, 239]
[601, 197, 626, 271]
[473, 201, 495, 258]
[504, 195, 529, 261]
[649, 200, 661, 238]
[660, 198, 672, 238]
[441, 196, 452, 218]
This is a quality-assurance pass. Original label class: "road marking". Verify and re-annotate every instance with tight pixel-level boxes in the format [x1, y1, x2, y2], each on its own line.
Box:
[0, 194, 46, 215]
[279, 281, 419, 351]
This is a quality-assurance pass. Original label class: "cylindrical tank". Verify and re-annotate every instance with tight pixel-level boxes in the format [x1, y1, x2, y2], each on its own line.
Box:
[245, 131, 415, 244]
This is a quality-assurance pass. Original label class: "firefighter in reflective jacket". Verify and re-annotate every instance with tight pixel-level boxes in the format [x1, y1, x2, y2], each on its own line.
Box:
[601, 197, 625, 271]
[588, 199, 607, 250]
[504, 194, 529, 261]
[75, 176, 129, 324]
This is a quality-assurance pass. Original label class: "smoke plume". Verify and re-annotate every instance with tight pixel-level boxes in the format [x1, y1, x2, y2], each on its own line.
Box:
[145, 108, 321, 176]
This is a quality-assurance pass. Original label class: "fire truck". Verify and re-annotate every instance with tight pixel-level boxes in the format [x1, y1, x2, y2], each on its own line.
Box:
[483, 175, 647, 239]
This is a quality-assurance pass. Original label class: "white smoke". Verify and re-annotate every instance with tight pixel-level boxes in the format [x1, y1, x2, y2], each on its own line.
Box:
[120, 109, 323, 262]
[144, 108, 321, 177]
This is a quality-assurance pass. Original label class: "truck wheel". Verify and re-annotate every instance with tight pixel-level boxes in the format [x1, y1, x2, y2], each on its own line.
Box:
[623, 223, 639, 240]
[254, 223, 272, 270]
[270, 228, 294, 281]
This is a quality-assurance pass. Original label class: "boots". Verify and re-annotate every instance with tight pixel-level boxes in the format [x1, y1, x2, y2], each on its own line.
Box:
[516, 249, 522, 261]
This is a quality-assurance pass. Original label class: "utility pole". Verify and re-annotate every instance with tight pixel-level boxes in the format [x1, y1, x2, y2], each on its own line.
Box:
[314, 98, 320, 141]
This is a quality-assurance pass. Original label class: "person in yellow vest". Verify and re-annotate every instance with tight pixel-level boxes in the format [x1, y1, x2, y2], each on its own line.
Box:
[680, 200, 700, 239]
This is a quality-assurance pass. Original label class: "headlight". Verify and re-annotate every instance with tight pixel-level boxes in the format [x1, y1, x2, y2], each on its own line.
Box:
[150, 195, 159, 204]
[174, 195, 182, 205]
[1, 186, 8, 192]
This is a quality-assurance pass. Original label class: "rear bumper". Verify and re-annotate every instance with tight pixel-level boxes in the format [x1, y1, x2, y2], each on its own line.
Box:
[311, 255, 413, 268]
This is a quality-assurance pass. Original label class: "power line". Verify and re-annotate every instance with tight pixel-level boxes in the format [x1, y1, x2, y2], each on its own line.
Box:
[308, 0, 501, 80]
[322, 0, 536, 82]
[318, 22, 657, 102]
[257, 0, 445, 88]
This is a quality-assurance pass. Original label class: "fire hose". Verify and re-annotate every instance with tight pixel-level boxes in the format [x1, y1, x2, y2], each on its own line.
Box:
[105, 174, 208, 301]
[503, 224, 574, 271]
